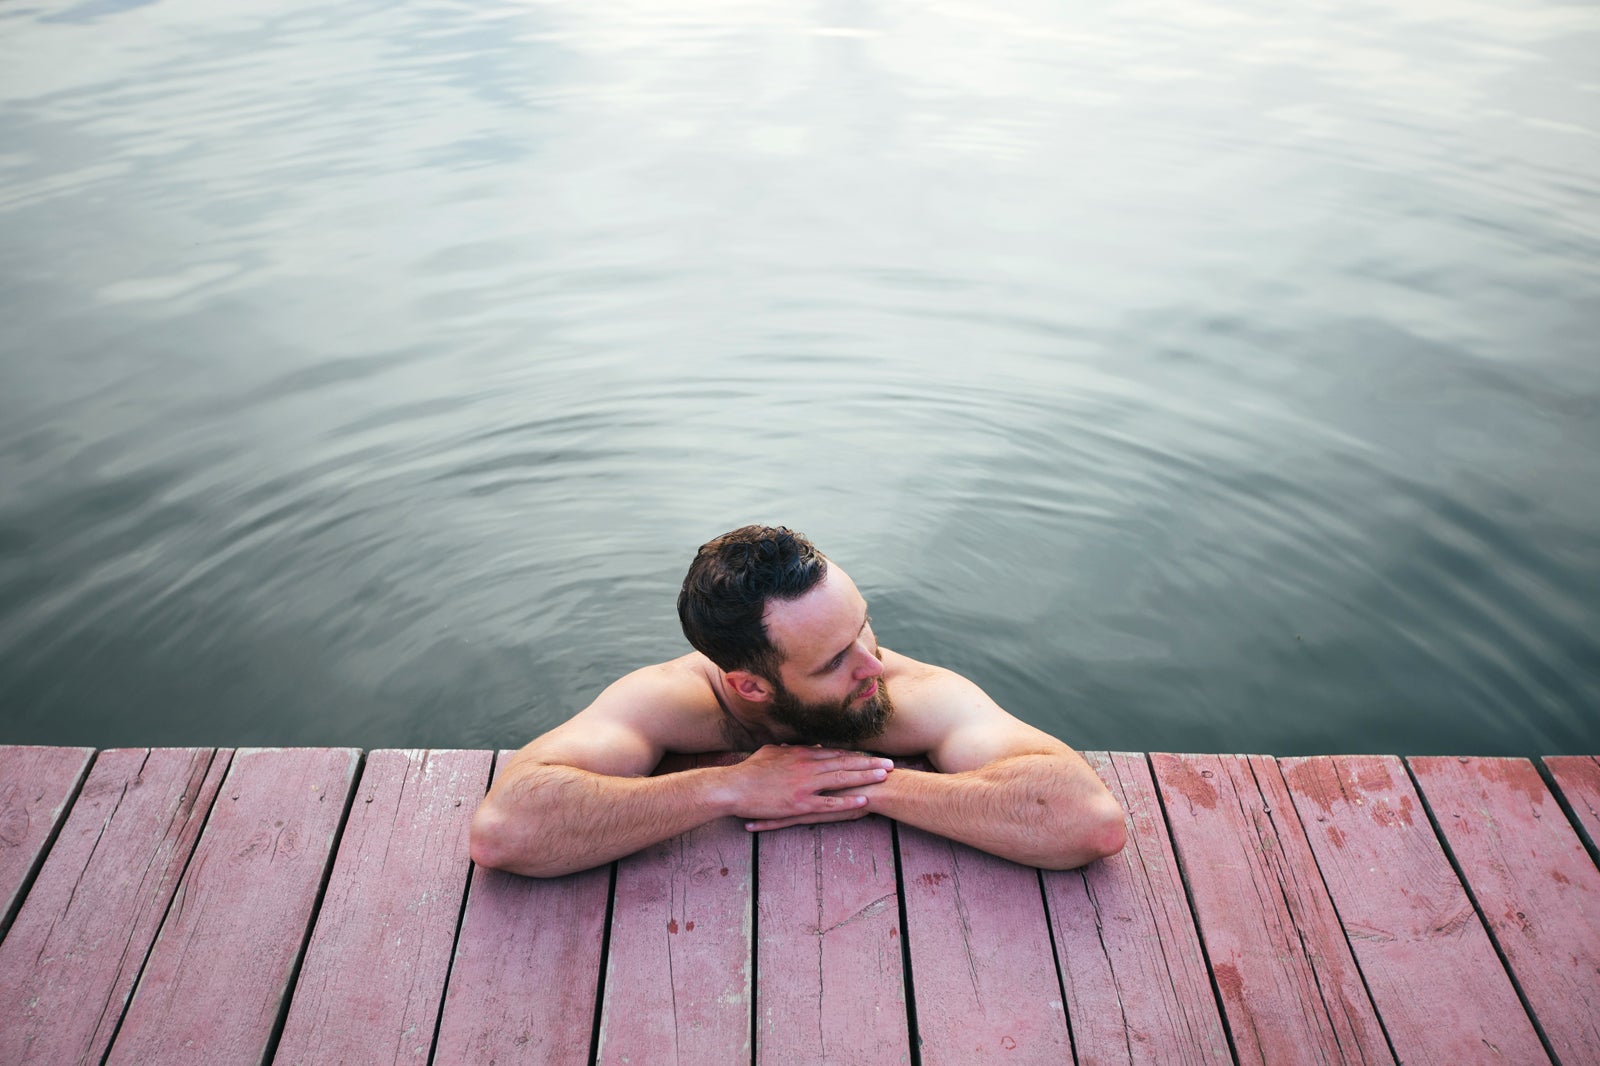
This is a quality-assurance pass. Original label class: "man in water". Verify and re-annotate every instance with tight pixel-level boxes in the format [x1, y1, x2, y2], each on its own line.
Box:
[471, 525, 1126, 877]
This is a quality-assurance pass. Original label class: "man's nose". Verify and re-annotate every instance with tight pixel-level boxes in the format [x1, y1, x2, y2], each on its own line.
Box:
[854, 648, 884, 679]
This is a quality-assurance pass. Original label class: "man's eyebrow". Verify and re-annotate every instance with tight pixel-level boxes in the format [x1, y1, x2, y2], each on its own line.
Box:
[813, 611, 869, 675]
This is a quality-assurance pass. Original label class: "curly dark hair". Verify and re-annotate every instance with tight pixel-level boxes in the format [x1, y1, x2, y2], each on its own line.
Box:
[677, 525, 828, 679]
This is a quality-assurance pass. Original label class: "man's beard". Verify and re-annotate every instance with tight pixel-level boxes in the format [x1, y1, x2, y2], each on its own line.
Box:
[765, 676, 895, 749]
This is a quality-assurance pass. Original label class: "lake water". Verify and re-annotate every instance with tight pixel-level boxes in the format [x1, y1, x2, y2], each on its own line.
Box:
[2, 0, 1597, 756]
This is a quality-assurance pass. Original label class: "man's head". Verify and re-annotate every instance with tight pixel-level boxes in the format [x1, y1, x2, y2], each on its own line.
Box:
[678, 525, 828, 680]
[678, 525, 893, 747]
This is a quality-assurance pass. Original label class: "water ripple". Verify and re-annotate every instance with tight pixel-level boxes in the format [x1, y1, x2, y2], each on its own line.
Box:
[1, 0, 1596, 753]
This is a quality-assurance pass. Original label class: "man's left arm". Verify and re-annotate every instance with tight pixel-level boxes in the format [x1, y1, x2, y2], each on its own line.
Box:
[746, 667, 1127, 869]
[862, 746, 1125, 869]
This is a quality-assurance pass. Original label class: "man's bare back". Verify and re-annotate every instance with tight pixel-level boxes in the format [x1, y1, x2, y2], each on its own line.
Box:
[471, 526, 1126, 877]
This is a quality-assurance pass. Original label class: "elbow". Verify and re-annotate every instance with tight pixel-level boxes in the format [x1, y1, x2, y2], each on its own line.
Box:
[1088, 798, 1128, 862]
[468, 802, 513, 872]
[469, 801, 577, 878]
[470, 801, 545, 874]
[1046, 796, 1127, 869]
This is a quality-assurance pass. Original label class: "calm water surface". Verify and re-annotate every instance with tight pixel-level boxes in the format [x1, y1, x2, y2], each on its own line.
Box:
[2, 0, 1597, 755]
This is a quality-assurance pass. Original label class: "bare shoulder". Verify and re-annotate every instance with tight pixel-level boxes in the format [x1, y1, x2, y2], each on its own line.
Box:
[508, 653, 726, 778]
[880, 648, 1075, 772]
[882, 648, 988, 709]
[879, 647, 1012, 728]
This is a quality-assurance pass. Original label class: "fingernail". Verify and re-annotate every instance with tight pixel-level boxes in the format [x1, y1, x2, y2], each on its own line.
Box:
[873, 769, 887, 779]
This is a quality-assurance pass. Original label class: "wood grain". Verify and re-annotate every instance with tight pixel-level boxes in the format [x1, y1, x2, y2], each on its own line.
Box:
[6, 744, 1596, 1066]
[104, 747, 359, 1066]
[597, 753, 753, 1066]
[756, 814, 910, 1066]
[0, 744, 94, 938]
[1411, 756, 1600, 1064]
[273, 749, 491, 1065]
[0, 747, 229, 1066]
[433, 750, 611, 1066]
[897, 825, 1071, 1064]
[1543, 755, 1600, 856]
[1042, 752, 1230, 1065]
[1152, 752, 1392, 1066]
[1281, 755, 1547, 1064]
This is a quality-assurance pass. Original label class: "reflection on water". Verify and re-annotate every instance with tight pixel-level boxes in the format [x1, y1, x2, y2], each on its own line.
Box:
[1, 0, 1597, 754]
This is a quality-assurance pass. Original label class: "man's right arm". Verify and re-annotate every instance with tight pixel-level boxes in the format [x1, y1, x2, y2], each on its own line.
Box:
[469, 669, 892, 877]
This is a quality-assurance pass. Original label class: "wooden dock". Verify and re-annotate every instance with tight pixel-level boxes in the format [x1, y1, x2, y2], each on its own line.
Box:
[2, 747, 1597, 1065]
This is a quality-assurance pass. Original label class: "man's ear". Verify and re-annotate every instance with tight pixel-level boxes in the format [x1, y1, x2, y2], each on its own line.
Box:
[725, 669, 774, 704]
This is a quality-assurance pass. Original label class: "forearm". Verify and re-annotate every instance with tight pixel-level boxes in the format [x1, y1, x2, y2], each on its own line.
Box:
[867, 755, 1126, 869]
[471, 763, 733, 877]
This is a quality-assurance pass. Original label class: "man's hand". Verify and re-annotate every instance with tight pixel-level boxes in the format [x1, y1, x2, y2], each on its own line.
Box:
[716, 744, 892, 829]
[742, 796, 877, 832]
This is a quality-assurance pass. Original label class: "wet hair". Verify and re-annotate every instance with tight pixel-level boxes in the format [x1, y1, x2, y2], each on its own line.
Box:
[678, 525, 828, 679]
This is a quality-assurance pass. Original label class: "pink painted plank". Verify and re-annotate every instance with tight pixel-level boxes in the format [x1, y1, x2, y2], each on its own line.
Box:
[897, 825, 1071, 1064]
[1410, 756, 1600, 1064]
[756, 814, 910, 1066]
[104, 748, 358, 1066]
[1151, 753, 1392, 1066]
[1281, 755, 1547, 1064]
[597, 752, 753, 1066]
[1041, 752, 1230, 1065]
[273, 749, 491, 1065]
[433, 749, 611, 1066]
[0, 744, 95, 936]
[1544, 755, 1600, 856]
[0, 748, 230, 1066]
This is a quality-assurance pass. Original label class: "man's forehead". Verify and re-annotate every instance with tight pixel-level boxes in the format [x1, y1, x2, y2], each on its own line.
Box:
[763, 567, 866, 660]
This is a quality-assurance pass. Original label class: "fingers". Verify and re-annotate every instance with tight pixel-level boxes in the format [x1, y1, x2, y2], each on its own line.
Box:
[782, 746, 894, 769]
[828, 767, 889, 789]
[813, 754, 894, 775]
[761, 744, 858, 761]
[745, 807, 871, 832]
[771, 789, 871, 823]
[729, 748, 893, 822]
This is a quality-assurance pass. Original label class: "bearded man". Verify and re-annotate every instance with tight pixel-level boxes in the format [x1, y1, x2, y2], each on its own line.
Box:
[470, 525, 1126, 877]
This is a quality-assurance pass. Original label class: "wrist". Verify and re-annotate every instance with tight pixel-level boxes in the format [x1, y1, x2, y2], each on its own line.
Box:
[864, 764, 928, 817]
[697, 764, 743, 818]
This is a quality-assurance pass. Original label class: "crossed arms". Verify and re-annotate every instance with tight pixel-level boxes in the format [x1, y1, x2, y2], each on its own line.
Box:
[470, 665, 1127, 878]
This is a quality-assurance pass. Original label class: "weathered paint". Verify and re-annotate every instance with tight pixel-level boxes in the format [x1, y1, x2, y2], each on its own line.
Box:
[1411, 756, 1600, 1065]
[3, 746, 1596, 1065]
[273, 749, 490, 1066]
[1043, 752, 1230, 1065]
[597, 752, 753, 1066]
[1152, 753, 1393, 1066]
[433, 750, 610, 1066]
[898, 824, 1072, 1064]
[0, 744, 94, 938]
[757, 813, 910, 1066]
[1282, 755, 1548, 1065]
[0, 748, 229, 1066]
[105, 747, 356, 1066]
